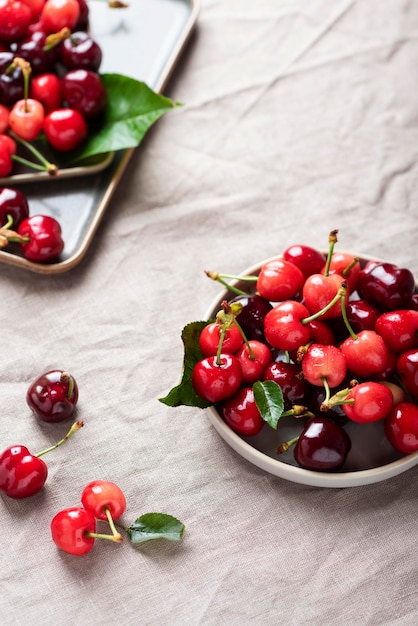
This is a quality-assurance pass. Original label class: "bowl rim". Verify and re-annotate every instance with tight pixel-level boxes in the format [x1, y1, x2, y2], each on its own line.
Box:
[203, 252, 418, 488]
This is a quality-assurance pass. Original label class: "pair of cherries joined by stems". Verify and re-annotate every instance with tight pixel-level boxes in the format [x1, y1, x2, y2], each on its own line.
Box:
[0, 186, 64, 262]
[171, 229, 418, 472]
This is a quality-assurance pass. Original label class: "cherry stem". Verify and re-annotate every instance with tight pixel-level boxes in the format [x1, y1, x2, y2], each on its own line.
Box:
[321, 387, 354, 411]
[35, 421, 84, 458]
[281, 405, 315, 419]
[301, 282, 347, 324]
[233, 318, 255, 359]
[8, 130, 59, 176]
[85, 530, 123, 543]
[103, 506, 123, 541]
[60, 372, 74, 399]
[2, 214, 13, 229]
[342, 256, 360, 278]
[277, 436, 299, 454]
[323, 228, 338, 276]
[321, 376, 331, 406]
[12, 57, 31, 110]
[340, 288, 358, 340]
[205, 271, 247, 296]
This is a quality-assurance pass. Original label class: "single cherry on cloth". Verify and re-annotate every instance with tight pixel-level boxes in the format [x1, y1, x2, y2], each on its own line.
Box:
[0, 187, 29, 228]
[51, 507, 96, 556]
[18, 214, 64, 262]
[26, 369, 79, 422]
[384, 402, 418, 454]
[81, 480, 127, 522]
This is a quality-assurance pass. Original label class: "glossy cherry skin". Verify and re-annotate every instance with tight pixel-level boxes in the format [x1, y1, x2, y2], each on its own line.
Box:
[340, 330, 389, 378]
[332, 299, 381, 340]
[357, 262, 415, 311]
[375, 309, 418, 353]
[282, 244, 326, 278]
[15, 30, 58, 75]
[9, 98, 45, 141]
[256, 258, 304, 302]
[301, 344, 347, 388]
[396, 349, 418, 400]
[323, 252, 360, 292]
[229, 294, 272, 342]
[199, 322, 243, 357]
[30, 73, 62, 113]
[43, 108, 88, 152]
[0, 0, 32, 44]
[0, 149, 12, 176]
[192, 354, 242, 403]
[235, 340, 272, 385]
[41, 0, 80, 33]
[343, 382, 393, 423]
[0, 187, 29, 228]
[302, 273, 347, 320]
[26, 369, 78, 422]
[222, 387, 265, 436]
[263, 360, 310, 410]
[18, 215, 64, 262]
[0, 61, 24, 106]
[308, 387, 347, 426]
[60, 31, 102, 71]
[293, 417, 351, 471]
[50, 507, 96, 556]
[384, 402, 418, 454]
[61, 68, 107, 119]
[81, 480, 126, 521]
[0, 445, 48, 498]
[0, 103, 9, 132]
[264, 300, 311, 352]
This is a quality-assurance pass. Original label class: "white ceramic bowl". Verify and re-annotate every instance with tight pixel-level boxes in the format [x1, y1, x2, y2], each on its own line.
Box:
[204, 256, 418, 488]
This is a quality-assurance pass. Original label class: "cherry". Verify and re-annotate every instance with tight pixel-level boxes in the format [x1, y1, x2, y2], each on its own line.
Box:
[342, 382, 393, 423]
[0, 0, 32, 44]
[0, 445, 48, 498]
[301, 343, 347, 389]
[0, 186, 29, 228]
[375, 309, 418, 353]
[222, 387, 265, 436]
[50, 507, 96, 556]
[74, 0, 89, 29]
[9, 97, 45, 141]
[43, 107, 87, 151]
[263, 360, 310, 410]
[284, 417, 351, 471]
[18, 214, 64, 262]
[357, 262, 415, 311]
[199, 321, 243, 357]
[26, 369, 78, 422]
[192, 353, 242, 403]
[81, 480, 126, 521]
[264, 300, 311, 352]
[228, 293, 272, 342]
[305, 318, 335, 345]
[396, 349, 418, 400]
[30, 72, 61, 112]
[20, 0, 46, 19]
[0, 421, 82, 499]
[60, 31, 102, 71]
[322, 251, 360, 292]
[340, 330, 389, 378]
[302, 272, 346, 320]
[332, 299, 381, 340]
[0, 103, 9, 131]
[41, 0, 80, 34]
[0, 148, 12, 176]
[15, 30, 58, 75]
[61, 68, 107, 119]
[235, 339, 272, 385]
[308, 387, 347, 426]
[384, 402, 418, 454]
[282, 244, 326, 278]
[0, 58, 24, 106]
[256, 257, 304, 302]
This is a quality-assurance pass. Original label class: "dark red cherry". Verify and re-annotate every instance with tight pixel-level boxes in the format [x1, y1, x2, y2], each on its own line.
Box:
[26, 369, 79, 423]
[293, 417, 351, 471]
[60, 31, 102, 71]
[0, 445, 48, 498]
[0, 187, 29, 228]
[357, 262, 415, 311]
[60, 68, 106, 119]
[263, 361, 310, 410]
[229, 293, 273, 342]
[15, 30, 58, 75]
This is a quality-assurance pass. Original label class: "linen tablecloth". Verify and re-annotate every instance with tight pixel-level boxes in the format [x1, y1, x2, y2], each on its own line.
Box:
[1, 1, 418, 624]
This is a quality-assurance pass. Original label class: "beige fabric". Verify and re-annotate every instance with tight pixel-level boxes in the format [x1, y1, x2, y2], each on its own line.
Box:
[1, 1, 418, 624]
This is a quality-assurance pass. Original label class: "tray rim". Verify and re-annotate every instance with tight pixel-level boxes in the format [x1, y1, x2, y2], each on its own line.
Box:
[0, 0, 201, 275]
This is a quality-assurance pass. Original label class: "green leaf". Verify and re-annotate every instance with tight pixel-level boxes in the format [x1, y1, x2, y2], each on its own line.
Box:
[253, 380, 284, 429]
[159, 320, 213, 408]
[48, 74, 181, 165]
[127, 513, 185, 544]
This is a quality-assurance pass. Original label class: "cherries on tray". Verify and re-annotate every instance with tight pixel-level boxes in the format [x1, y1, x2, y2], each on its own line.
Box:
[161, 229, 418, 473]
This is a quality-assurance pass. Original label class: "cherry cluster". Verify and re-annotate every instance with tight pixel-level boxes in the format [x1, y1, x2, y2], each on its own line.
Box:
[0, 185, 64, 261]
[190, 230, 418, 472]
[0, 0, 107, 176]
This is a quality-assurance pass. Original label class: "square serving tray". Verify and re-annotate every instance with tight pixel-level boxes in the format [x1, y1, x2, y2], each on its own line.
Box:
[0, 0, 199, 274]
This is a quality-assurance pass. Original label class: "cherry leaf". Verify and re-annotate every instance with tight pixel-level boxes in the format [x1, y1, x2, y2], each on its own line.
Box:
[253, 380, 284, 429]
[159, 320, 213, 408]
[127, 513, 185, 544]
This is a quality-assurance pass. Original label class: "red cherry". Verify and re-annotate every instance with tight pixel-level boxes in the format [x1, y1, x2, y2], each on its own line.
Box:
[41, 0, 80, 33]
[26, 369, 78, 422]
[305, 318, 335, 345]
[256, 258, 304, 302]
[0, 103, 9, 132]
[340, 330, 389, 378]
[302, 273, 346, 320]
[81, 480, 126, 521]
[0, 445, 48, 498]
[396, 349, 418, 400]
[9, 98, 45, 141]
[263, 360, 310, 410]
[235, 340, 272, 385]
[0, 148, 13, 177]
[263, 300, 311, 351]
[18, 214, 64, 262]
[375, 309, 418, 353]
[282, 244, 326, 278]
[199, 322, 243, 357]
[322, 252, 360, 292]
[30, 73, 62, 113]
[222, 387, 265, 436]
[192, 354, 242, 403]
[0, 186, 29, 228]
[0, 0, 32, 44]
[50, 507, 96, 556]
[384, 402, 418, 454]
[301, 343, 347, 388]
[43, 108, 87, 151]
[342, 382, 393, 423]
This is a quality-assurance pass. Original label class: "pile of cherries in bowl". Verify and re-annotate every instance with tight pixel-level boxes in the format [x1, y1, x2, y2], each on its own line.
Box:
[0, 0, 107, 174]
[173, 230, 418, 476]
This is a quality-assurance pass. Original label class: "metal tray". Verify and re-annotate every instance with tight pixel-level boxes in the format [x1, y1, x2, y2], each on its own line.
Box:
[0, 0, 200, 274]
